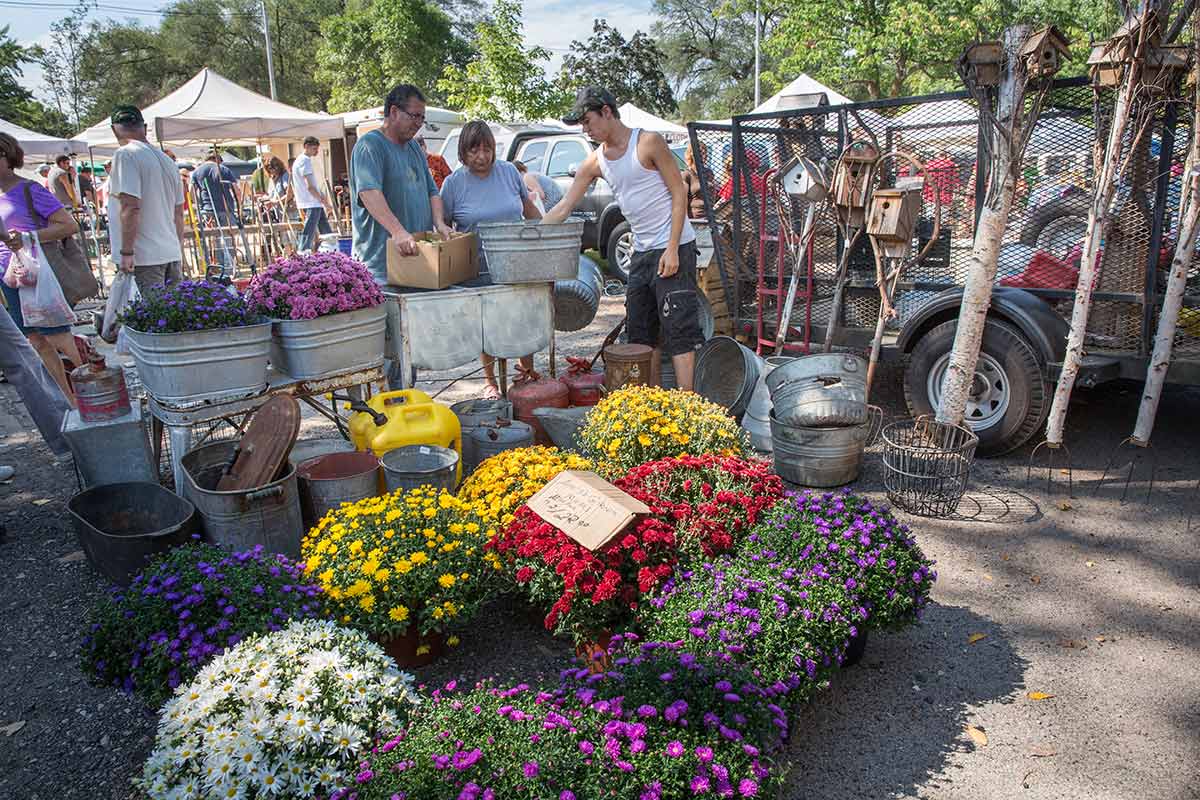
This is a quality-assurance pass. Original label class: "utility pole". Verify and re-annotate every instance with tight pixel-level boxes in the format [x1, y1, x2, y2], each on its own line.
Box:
[261, 0, 278, 100]
[754, 0, 761, 107]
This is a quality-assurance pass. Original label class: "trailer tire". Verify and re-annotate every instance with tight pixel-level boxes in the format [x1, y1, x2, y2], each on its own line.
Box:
[903, 319, 1048, 456]
[1019, 193, 1089, 260]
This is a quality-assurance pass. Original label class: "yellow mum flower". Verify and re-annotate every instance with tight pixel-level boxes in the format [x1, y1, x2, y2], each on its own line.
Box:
[388, 605, 409, 622]
[410, 551, 428, 565]
[437, 573, 456, 588]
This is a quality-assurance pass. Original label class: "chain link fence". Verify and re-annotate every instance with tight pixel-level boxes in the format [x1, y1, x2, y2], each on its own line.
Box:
[688, 76, 1200, 363]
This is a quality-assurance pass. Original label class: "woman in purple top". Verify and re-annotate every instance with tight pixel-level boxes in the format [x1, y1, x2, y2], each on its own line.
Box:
[0, 132, 83, 405]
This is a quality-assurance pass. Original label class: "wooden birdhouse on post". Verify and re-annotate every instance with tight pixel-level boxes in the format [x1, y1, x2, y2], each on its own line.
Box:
[780, 156, 828, 202]
[1019, 26, 1071, 79]
[866, 184, 923, 259]
[831, 139, 878, 227]
[960, 42, 1003, 87]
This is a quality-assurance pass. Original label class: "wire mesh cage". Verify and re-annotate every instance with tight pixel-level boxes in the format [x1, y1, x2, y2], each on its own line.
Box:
[882, 415, 979, 517]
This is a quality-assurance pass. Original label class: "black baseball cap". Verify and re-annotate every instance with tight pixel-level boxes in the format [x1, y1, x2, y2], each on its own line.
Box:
[562, 87, 618, 125]
[111, 105, 145, 125]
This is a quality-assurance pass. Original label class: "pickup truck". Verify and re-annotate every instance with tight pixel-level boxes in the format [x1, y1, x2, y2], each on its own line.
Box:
[440, 127, 687, 281]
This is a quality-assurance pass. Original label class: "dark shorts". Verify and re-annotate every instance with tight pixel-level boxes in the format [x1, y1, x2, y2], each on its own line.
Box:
[626, 240, 704, 357]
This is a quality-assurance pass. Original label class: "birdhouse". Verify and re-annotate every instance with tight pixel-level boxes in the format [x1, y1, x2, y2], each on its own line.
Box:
[1088, 39, 1189, 89]
[960, 41, 1003, 87]
[831, 140, 878, 227]
[1020, 26, 1071, 79]
[866, 187, 922, 245]
[780, 156, 828, 202]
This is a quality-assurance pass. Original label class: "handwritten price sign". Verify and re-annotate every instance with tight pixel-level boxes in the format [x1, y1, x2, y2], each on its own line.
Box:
[526, 471, 650, 551]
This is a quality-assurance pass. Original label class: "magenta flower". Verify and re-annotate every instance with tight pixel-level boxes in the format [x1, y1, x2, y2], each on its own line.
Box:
[666, 740, 685, 757]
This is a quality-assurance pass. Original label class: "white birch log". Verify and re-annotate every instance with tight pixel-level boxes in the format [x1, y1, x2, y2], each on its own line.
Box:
[1043, 10, 1151, 445]
[1131, 48, 1200, 444]
[936, 25, 1034, 426]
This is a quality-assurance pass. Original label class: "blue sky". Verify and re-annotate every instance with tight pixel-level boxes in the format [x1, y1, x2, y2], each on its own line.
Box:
[12, 0, 659, 98]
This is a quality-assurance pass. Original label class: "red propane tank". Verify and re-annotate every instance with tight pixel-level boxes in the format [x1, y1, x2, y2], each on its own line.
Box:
[508, 371, 569, 446]
[559, 356, 605, 406]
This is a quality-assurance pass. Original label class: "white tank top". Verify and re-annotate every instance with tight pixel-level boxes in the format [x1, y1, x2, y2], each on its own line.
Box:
[597, 128, 695, 252]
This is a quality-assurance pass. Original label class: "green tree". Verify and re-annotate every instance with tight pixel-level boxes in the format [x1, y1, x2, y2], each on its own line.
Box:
[559, 20, 676, 118]
[753, 0, 1120, 101]
[0, 26, 71, 135]
[650, 0, 783, 120]
[317, 0, 464, 113]
[438, 0, 567, 121]
[38, 0, 94, 127]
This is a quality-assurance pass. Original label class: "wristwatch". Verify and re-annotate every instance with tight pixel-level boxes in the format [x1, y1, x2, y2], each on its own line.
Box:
[120, 250, 134, 256]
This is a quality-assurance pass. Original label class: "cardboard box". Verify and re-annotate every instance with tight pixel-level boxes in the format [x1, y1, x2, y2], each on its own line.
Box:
[386, 231, 479, 289]
[525, 470, 651, 552]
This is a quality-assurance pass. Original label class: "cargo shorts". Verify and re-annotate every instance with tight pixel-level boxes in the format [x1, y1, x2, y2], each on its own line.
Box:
[626, 240, 704, 357]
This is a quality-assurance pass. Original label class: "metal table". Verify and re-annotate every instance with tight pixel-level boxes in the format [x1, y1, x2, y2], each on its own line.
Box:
[146, 363, 383, 494]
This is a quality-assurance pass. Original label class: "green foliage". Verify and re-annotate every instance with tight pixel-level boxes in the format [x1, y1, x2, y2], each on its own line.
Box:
[0, 26, 70, 136]
[754, 0, 1122, 101]
[650, 0, 784, 120]
[438, 0, 568, 121]
[559, 20, 677, 118]
[316, 0, 468, 113]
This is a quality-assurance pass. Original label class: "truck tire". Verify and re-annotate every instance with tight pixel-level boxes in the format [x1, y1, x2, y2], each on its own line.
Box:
[903, 319, 1048, 456]
[606, 221, 634, 283]
[1019, 193, 1089, 261]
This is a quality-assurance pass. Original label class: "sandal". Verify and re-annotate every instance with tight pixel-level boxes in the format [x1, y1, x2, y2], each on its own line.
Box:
[481, 384, 501, 399]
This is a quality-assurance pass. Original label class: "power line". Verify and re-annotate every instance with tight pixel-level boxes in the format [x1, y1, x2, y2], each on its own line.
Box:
[0, 1, 258, 18]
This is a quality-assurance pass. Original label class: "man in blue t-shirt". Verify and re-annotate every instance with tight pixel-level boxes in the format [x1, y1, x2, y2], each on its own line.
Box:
[349, 83, 451, 285]
[191, 150, 239, 226]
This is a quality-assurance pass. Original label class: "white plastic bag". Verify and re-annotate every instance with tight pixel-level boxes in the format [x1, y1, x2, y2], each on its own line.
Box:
[100, 270, 140, 343]
[18, 232, 75, 329]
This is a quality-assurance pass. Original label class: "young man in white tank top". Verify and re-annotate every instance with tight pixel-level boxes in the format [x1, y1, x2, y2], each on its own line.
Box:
[543, 87, 704, 391]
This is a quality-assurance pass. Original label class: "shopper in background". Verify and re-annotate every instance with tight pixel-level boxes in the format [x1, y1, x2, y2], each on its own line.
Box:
[418, 135, 451, 189]
[191, 149, 239, 228]
[77, 166, 96, 207]
[106, 105, 186, 296]
[292, 136, 333, 252]
[512, 159, 564, 215]
[36, 164, 50, 189]
[440, 120, 541, 397]
[682, 141, 710, 220]
[47, 154, 77, 209]
[0, 131, 83, 405]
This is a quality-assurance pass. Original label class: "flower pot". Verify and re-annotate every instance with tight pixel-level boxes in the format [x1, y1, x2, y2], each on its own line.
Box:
[575, 631, 613, 674]
[843, 628, 869, 668]
[372, 627, 446, 668]
[269, 304, 387, 380]
[125, 322, 272, 405]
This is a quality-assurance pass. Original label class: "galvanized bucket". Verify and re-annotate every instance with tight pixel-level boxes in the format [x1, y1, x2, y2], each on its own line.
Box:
[467, 420, 534, 474]
[125, 322, 272, 405]
[532, 406, 590, 452]
[296, 451, 382, 531]
[270, 304, 387, 381]
[382, 445, 460, 494]
[694, 336, 763, 418]
[766, 353, 868, 427]
[68, 482, 199, 586]
[477, 220, 584, 283]
[742, 356, 794, 452]
[181, 441, 305, 558]
[453, 399, 514, 474]
[769, 410, 869, 487]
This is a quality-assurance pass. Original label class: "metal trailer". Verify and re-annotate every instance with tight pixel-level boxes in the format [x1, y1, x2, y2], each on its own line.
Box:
[689, 76, 1200, 456]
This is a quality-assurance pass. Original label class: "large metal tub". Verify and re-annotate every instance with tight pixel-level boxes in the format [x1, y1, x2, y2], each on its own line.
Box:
[270, 304, 386, 380]
[554, 256, 603, 332]
[770, 410, 868, 487]
[694, 336, 763, 418]
[296, 451, 382, 531]
[181, 441, 304, 558]
[477, 220, 584, 283]
[742, 356, 793, 452]
[125, 322, 271, 405]
[766, 353, 868, 427]
[68, 482, 198, 585]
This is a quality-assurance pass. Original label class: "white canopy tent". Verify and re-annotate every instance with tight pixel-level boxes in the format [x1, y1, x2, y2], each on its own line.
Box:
[752, 73, 854, 113]
[341, 104, 464, 152]
[618, 103, 687, 138]
[78, 68, 345, 153]
[0, 118, 89, 157]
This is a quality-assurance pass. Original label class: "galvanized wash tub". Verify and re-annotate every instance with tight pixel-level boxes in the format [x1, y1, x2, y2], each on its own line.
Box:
[452, 398, 513, 474]
[296, 451, 382, 531]
[769, 410, 869, 487]
[466, 420, 534, 474]
[270, 304, 387, 381]
[554, 256, 604, 332]
[694, 336, 763, 418]
[532, 406, 590, 452]
[766, 353, 868, 428]
[742, 356, 794, 452]
[125, 322, 271, 405]
[382, 445, 460, 493]
[68, 482, 199, 585]
[477, 220, 584, 283]
[181, 441, 304, 558]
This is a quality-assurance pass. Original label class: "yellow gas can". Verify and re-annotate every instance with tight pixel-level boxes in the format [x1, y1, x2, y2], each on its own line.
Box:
[349, 390, 463, 479]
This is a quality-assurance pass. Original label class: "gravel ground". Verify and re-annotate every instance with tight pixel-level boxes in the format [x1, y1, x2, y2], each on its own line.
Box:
[0, 298, 1197, 799]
